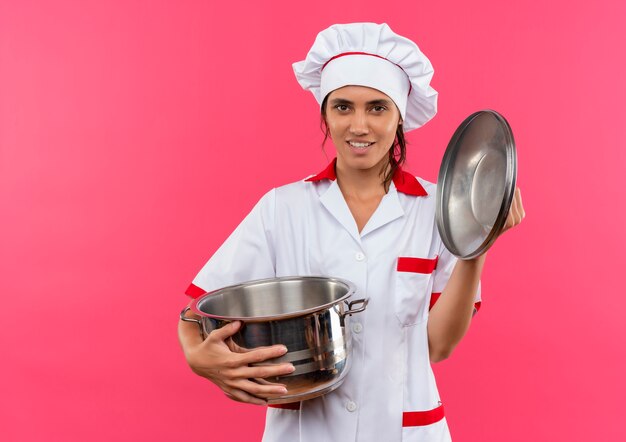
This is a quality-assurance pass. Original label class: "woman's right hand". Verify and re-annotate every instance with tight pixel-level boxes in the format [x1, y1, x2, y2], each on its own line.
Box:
[178, 315, 296, 405]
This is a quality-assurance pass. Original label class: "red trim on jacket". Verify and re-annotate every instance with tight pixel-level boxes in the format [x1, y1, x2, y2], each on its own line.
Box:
[402, 404, 445, 427]
[306, 158, 427, 197]
[185, 283, 206, 298]
[305, 159, 337, 182]
[397, 256, 439, 274]
[429, 292, 442, 310]
[268, 402, 445, 427]
[392, 168, 428, 197]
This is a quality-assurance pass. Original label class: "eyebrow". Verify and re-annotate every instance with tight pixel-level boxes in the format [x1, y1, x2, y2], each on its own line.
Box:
[329, 98, 392, 106]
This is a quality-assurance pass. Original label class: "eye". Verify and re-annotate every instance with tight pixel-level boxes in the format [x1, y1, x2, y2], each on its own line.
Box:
[371, 105, 387, 113]
[334, 104, 350, 112]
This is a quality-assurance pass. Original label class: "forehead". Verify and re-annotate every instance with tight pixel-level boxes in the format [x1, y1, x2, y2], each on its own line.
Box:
[327, 85, 392, 102]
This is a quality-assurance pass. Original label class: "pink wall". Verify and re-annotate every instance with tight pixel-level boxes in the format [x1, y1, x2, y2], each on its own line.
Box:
[1, 1, 625, 440]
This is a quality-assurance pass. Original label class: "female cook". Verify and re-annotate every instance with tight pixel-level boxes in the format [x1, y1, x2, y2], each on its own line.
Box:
[178, 22, 525, 442]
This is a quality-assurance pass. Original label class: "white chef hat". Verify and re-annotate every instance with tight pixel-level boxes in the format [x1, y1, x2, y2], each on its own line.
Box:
[293, 23, 438, 132]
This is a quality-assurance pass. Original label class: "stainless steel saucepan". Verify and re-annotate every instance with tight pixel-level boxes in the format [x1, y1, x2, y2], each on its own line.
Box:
[180, 276, 368, 404]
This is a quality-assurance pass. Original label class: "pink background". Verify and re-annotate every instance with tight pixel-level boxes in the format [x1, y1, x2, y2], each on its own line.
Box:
[1, 0, 625, 440]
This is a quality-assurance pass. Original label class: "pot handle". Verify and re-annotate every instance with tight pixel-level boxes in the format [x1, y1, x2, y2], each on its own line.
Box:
[180, 307, 203, 334]
[343, 298, 369, 316]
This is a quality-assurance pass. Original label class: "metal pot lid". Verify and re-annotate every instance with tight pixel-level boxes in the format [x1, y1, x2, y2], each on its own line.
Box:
[436, 110, 517, 259]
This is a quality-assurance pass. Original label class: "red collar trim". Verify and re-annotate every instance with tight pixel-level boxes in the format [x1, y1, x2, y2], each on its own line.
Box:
[305, 158, 428, 197]
[305, 159, 337, 182]
[393, 168, 428, 196]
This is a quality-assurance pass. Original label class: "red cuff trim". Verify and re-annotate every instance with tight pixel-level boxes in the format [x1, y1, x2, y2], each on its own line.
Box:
[268, 402, 301, 410]
[397, 256, 438, 274]
[474, 301, 482, 312]
[402, 404, 445, 427]
[185, 283, 207, 298]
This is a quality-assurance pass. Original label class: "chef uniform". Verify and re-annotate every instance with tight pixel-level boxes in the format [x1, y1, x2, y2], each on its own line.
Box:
[185, 23, 481, 442]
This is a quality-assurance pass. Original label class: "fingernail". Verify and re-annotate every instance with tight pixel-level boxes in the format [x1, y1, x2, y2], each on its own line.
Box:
[288, 364, 295, 372]
[280, 345, 288, 353]
[279, 387, 288, 394]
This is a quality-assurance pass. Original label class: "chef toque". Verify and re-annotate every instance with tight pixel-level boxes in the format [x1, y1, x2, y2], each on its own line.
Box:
[293, 23, 438, 132]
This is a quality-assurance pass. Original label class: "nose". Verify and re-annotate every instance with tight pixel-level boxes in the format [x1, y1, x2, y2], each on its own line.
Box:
[349, 110, 369, 136]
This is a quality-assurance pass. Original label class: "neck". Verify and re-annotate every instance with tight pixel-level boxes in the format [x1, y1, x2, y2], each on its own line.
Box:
[335, 158, 391, 198]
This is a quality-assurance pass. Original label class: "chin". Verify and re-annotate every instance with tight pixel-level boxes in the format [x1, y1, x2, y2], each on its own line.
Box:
[345, 157, 387, 172]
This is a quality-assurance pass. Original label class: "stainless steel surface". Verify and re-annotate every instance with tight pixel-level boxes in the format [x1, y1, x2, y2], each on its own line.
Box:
[179, 307, 202, 333]
[192, 276, 357, 321]
[342, 298, 368, 316]
[189, 276, 366, 404]
[436, 110, 517, 259]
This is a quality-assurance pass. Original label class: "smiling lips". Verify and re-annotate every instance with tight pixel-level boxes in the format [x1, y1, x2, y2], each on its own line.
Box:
[348, 141, 374, 149]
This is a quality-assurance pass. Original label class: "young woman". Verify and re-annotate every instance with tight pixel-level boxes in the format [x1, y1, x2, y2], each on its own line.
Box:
[179, 23, 525, 442]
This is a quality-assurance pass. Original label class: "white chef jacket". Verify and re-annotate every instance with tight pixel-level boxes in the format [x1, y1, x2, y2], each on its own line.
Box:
[186, 159, 481, 442]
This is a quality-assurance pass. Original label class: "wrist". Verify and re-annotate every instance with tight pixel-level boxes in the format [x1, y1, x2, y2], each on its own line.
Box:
[462, 252, 486, 263]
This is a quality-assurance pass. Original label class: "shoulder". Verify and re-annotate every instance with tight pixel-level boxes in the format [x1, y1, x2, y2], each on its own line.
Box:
[274, 175, 328, 201]
[274, 178, 309, 196]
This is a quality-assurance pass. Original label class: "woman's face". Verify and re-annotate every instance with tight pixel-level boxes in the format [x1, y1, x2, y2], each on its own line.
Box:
[324, 85, 402, 175]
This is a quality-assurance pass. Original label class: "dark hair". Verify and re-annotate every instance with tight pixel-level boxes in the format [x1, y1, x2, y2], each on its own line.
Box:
[320, 96, 407, 192]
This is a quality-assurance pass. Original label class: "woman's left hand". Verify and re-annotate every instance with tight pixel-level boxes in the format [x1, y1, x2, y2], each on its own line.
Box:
[500, 187, 525, 234]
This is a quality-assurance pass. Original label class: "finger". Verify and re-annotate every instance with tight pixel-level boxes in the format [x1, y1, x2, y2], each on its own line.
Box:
[502, 203, 515, 231]
[217, 350, 292, 375]
[224, 388, 267, 406]
[505, 205, 515, 229]
[230, 363, 296, 380]
[233, 342, 288, 355]
[517, 188, 526, 218]
[236, 345, 289, 365]
[510, 191, 521, 225]
[224, 391, 237, 400]
[254, 377, 288, 387]
[501, 201, 517, 233]
[228, 378, 289, 397]
[227, 339, 247, 353]
[513, 189, 523, 224]
[206, 321, 242, 343]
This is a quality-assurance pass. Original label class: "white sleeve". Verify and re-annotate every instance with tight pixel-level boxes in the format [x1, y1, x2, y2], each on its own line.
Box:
[185, 189, 277, 297]
[431, 240, 482, 313]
